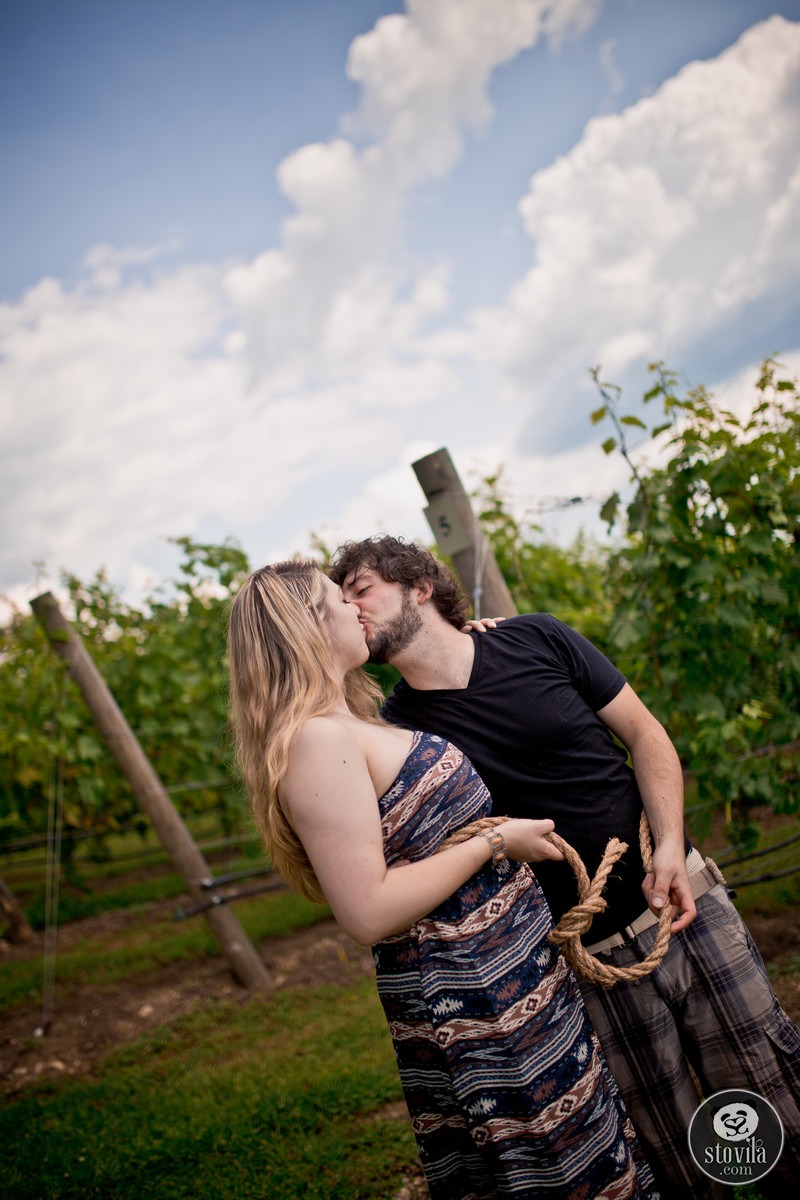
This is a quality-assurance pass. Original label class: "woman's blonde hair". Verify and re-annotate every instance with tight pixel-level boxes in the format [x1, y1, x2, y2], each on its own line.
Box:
[228, 560, 384, 902]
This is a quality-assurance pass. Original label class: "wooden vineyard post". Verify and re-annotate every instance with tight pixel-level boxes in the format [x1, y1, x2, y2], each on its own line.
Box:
[412, 447, 517, 619]
[31, 592, 270, 991]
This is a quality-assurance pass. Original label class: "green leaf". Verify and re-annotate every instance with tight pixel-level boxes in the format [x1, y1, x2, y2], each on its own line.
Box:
[599, 493, 620, 527]
[57, 709, 82, 730]
[759, 580, 788, 606]
[76, 734, 104, 761]
[619, 415, 647, 429]
[589, 356, 799, 822]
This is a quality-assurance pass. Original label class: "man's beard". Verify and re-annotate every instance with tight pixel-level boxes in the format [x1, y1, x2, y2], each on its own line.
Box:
[366, 590, 423, 664]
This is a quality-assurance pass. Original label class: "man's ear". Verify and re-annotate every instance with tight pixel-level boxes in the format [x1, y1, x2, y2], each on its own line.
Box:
[415, 578, 434, 603]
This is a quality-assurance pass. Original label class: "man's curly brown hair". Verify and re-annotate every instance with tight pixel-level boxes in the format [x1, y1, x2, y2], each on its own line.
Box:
[329, 536, 469, 630]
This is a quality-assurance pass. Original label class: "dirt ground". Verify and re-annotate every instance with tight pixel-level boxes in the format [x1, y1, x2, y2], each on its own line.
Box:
[3, 892, 799, 1098]
[0, 900, 433, 1198]
[1, 893, 798, 1200]
[0, 903, 378, 1095]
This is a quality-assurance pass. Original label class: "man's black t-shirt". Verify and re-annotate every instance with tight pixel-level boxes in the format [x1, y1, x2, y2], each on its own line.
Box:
[382, 613, 655, 939]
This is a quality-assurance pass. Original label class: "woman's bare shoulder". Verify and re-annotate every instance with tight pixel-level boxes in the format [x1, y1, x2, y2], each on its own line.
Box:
[282, 716, 371, 817]
[292, 713, 356, 745]
[287, 715, 365, 771]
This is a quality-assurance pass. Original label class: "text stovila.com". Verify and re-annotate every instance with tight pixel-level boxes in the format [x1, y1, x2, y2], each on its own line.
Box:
[704, 1137, 768, 1167]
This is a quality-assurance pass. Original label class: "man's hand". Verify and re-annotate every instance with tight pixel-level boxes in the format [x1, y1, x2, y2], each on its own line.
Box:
[642, 847, 697, 933]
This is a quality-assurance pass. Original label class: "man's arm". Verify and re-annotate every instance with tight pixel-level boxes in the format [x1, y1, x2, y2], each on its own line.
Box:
[597, 683, 696, 932]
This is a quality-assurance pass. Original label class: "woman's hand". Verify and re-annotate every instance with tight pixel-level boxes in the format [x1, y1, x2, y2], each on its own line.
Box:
[496, 818, 564, 863]
[461, 616, 506, 633]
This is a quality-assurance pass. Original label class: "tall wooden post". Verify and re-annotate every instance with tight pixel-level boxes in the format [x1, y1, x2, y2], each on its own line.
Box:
[412, 448, 517, 618]
[31, 592, 270, 991]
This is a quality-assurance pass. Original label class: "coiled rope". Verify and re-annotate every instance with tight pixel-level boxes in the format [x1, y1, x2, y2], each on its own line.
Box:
[438, 813, 672, 989]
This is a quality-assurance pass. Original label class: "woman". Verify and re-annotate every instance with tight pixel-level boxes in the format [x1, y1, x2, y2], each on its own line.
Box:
[228, 561, 658, 1199]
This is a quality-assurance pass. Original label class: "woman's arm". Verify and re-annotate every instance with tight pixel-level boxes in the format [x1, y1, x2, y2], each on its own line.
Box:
[281, 718, 562, 945]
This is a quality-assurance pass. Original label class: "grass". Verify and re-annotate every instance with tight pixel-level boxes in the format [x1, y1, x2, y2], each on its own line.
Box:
[2, 840, 416, 1197]
[1, 978, 418, 1199]
[0, 889, 329, 1013]
[2, 815, 797, 1198]
[767, 952, 800, 987]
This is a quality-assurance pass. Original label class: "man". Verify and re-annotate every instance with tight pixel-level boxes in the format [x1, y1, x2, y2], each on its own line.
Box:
[330, 535, 800, 1199]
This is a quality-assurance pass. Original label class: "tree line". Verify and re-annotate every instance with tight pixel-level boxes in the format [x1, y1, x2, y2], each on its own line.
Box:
[1, 359, 798, 856]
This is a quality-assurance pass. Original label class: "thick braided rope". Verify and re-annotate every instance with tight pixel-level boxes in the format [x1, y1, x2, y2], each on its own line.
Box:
[438, 812, 672, 989]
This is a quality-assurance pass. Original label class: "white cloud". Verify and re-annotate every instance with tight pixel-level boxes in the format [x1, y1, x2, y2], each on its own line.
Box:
[345, 0, 603, 146]
[0, 263, 238, 586]
[598, 38, 624, 97]
[225, 0, 603, 384]
[316, 441, 440, 551]
[2, 5, 798, 614]
[471, 15, 800, 452]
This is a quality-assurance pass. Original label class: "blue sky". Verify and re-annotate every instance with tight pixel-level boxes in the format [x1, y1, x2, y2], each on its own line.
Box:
[2, 0, 799, 610]
[1, 1, 393, 295]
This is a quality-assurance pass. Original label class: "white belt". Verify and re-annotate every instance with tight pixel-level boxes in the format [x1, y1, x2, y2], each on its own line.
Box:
[584, 849, 725, 955]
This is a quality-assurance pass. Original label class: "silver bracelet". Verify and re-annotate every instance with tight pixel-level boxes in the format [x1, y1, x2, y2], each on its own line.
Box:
[479, 828, 507, 867]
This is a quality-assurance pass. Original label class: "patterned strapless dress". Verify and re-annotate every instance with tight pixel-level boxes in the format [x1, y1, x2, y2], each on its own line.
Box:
[373, 732, 659, 1199]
